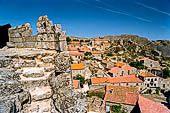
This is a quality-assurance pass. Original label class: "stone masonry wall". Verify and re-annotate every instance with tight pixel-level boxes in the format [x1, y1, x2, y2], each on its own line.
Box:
[7, 15, 67, 51]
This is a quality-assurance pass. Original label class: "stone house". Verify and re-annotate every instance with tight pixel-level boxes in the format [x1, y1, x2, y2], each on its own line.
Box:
[91, 51, 102, 60]
[91, 75, 143, 91]
[79, 47, 91, 52]
[138, 57, 160, 68]
[108, 67, 124, 77]
[159, 78, 170, 90]
[93, 38, 109, 45]
[102, 42, 111, 50]
[7, 15, 67, 51]
[71, 64, 85, 77]
[69, 41, 80, 47]
[122, 65, 137, 75]
[104, 85, 139, 113]
[69, 52, 84, 62]
[68, 47, 78, 52]
[137, 72, 161, 89]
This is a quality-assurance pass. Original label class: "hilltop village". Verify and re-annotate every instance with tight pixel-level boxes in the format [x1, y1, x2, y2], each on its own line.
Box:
[0, 16, 170, 113]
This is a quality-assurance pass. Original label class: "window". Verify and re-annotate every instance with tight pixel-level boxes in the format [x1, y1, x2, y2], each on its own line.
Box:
[147, 84, 149, 87]
[154, 84, 156, 87]
[151, 79, 153, 82]
[126, 83, 128, 86]
[110, 88, 114, 93]
[155, 78, 157, 81]
[136, 83, 138, 86]
[148, 79, 150, 81]
[163, 84, 165, 88]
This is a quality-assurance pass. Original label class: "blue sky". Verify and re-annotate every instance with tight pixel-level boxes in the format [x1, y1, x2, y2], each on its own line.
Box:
[0, 0, 170, 40]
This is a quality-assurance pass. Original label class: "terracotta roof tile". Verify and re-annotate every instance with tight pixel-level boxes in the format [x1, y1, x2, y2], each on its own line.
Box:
[109, 67, 122, 74]
[138, 57, 157, 62]
[104, 85, 138, 105]
[122, 65, 133, 71]
[91, 51, 102, 54]
[91, 77, 108, 84]
[68, 47, 78, 51]
[70, 41, 80, 45]
[114, 62, 126, 67]
[138, 95, 169, 113]
[103, 42, 111, 44]
[73, 80, 80, 89]
[108, 75, 143, 83]
[91, 75, 143, 84]
[95, 38, 109, 41]
[138, 72, 157, 77]
[69, 52, 84, 56]
[71, 64, 84, 70]
[79, 47, 90, 52]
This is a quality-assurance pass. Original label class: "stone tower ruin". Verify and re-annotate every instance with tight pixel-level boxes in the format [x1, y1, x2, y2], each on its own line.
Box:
[7, 15, 67, 51]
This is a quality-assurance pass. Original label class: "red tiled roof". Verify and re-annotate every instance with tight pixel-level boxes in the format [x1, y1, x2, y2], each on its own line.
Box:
[91, 75, 143, 84]
[70, 41, 80, 45]
[138, 72, 157, 77]
[138, 95, 169, 113]
[114, 62, 126, 67]
[95, 38, 109, 41]
[109, 67, 122, 74]
[68, 47, 78, 51]
[125, 92, 139, 105]
[91, 77, 108, 84]
[108, 75, 143, 83]
[104, 85, 138, 105]
[73, 80, 80, 89]
[69, 52, 84, 56]
[79, 47, 90, 52]
[122, 65, 133, 71]
[71, 64, 84, 70]
[91, 51, 102, 54]
[103, 42, 110, 44]
[138, 57, 157, 62]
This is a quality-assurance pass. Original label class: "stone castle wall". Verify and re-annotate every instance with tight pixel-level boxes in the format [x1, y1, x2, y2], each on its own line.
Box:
[7, 15, 67, 51]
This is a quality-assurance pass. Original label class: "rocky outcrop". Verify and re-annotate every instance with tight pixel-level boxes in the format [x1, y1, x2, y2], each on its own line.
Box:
[0, 48, 86, 113]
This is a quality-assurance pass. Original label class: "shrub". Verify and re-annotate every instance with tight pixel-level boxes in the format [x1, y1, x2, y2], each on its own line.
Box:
[87, 91, 105, 99]
[107, 52, 113, 56]
[74, 74, 85, 87]
[85, 40, 90, 42]
[110, 105, 127, 113]
[163, 67, 170, 78]
[80, 40, 84, 43]
[73, 39, 79, 41]
[66, 37, 71, 42]
[85, 52, 92, 56]
[156, 87, 160, 95]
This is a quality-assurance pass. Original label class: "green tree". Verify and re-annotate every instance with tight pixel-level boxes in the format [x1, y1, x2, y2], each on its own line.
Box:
[73, 39, 79, 41]
[110, 105, 127, 113]
[129, 61, 147, 70]
[85, 52, 92, 56]
[80, 40, 84, 43]
[66, 37, 71, 43]
[74, 74, 85, 87]
[107, 52, 113, 56]
[85, 40, 90, 42]
[163, 67, 170, 78]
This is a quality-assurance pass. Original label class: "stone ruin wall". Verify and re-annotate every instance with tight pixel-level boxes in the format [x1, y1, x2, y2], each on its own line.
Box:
[7, 15, 67, 51]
